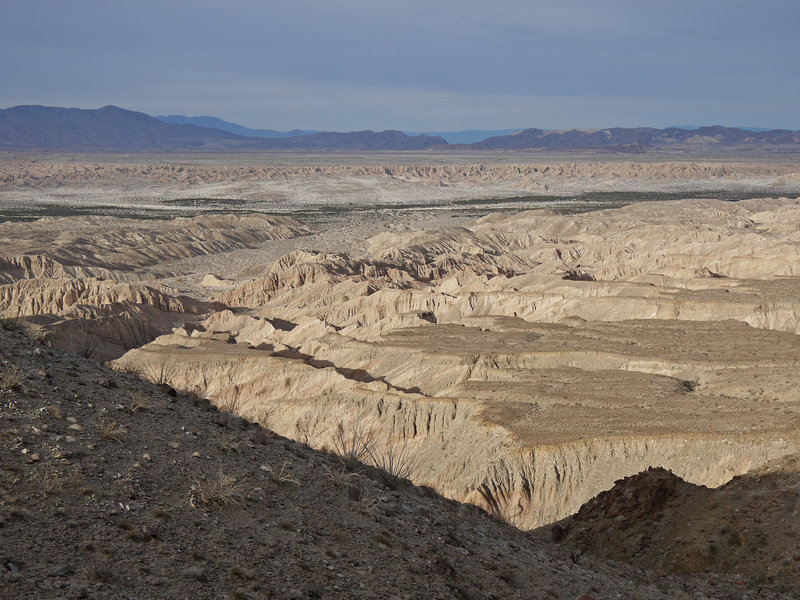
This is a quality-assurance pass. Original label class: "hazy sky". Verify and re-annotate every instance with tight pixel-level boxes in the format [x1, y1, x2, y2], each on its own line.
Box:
[2, 0, 798, 131]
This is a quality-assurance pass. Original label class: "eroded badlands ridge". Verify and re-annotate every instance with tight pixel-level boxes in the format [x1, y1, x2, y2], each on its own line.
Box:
[110, 197, 800, 528]
[0, 214, 311, 359]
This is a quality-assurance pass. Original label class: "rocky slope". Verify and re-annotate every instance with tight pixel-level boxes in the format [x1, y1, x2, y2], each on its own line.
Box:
[541, 458, 800, 594]
[3, 327, 770, 600]
[115, 197, 800, 529]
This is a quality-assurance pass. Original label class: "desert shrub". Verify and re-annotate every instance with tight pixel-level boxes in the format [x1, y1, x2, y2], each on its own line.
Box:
[330, 418, 374, 471]
[97, 421, 128, 445]
[189, 470, 244, 508]
[216, 396, 241, 415]
[68, 320, 100, 359]
[0, 364, 25, 392]
[365, 438, 417, 490]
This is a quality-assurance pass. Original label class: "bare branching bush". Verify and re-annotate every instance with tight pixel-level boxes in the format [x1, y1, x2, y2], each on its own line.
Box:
[254, 405, 277, 430]
[138, 362, 174, 386]
[216, 396, 241, 415]
[364, 438, 417, 490]
[189, 470, 244, 508]
[261, 461, 300, 486]
[330, 418, 374, 471]
[97, 421, 128, 446]
[477, 483, 524, 527]
[68, 321, 100, 359]
[328, 418, 418, 489]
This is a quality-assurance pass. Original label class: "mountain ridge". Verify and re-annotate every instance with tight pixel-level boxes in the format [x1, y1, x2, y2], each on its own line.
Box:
[2, 105, 798, 152]
[156, 114, 319, 138]
[0, 106, 445, 151]
[468, 125, 800, 150]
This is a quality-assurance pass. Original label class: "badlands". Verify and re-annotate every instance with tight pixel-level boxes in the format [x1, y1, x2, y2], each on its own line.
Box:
[2, 152, 800, 596]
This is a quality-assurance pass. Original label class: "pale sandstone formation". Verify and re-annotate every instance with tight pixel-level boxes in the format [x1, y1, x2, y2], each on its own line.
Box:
[0, 214, 311, 358]
[3, 157, 800, 221]
[0, 214, 313, 274]
[115, 197, 800, 528]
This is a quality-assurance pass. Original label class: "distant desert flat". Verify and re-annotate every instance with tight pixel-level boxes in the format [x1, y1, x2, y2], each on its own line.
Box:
[2, 152, 799, 530]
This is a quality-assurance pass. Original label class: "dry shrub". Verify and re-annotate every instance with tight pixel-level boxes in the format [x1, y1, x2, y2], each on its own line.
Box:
[260, 461, 299, 486]
[0, 364, 25, 391]
[365, 438, 417, 490]
[190, 470, 244, 508]
[330, 418, 374, 471]
[97, 421, 128, 446]
[33, 465, 62, 495]
[0, 315, 25, 332]
[216, 396, 241, 415]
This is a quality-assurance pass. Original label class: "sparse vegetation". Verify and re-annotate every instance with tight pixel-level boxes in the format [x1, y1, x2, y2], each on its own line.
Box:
[216, 396, 241, 415]
[477, 483, 524, 527]
[0, 315, 25, 332]
[364, 437, 417, 490]
[32, 465, 62, 495]
[261, 461, 300, 486]
[97, 421, 128, 445]
[330, 418, 374, 471]
[137, 362, 175, 386]
[1, 364, 25, 392]
[127, 392, 149, 413]
[190, 470, 244, 508]
[70, 321, 100, 359]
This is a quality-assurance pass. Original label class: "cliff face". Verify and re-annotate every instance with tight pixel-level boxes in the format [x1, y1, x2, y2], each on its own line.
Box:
[115, 197, 800, 528]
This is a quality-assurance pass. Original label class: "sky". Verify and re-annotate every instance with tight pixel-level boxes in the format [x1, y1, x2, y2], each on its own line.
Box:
[2, 0, 799, 131]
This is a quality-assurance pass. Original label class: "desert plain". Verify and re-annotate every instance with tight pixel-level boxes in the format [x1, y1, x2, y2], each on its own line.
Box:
[2, 150, 800, 597]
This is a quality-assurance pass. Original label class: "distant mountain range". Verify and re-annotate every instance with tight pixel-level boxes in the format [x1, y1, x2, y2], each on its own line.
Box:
[1, 105, 798, 152]
[156, 115, 319, 139]
[404, 129, 523, 144]
[470, 126, 800, 151]
[0, 106, 444, 151]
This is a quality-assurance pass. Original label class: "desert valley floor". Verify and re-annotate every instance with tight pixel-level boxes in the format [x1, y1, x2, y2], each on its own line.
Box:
[1, 152, 800, 598]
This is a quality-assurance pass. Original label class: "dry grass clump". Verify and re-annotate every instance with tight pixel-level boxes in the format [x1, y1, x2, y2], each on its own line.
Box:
[32, 465, 63, 495]
[127, 392, 149, 413]
[189, 470, 244, 508]
[1, 364, 25, 392]
[260, 461, 299, 486]
[136, 363, 175, 386]
[216, 396, 241, 415]
[69, 323, 99, 359]
[97, 421, 128, 445]
[329, 418, 417, 489]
